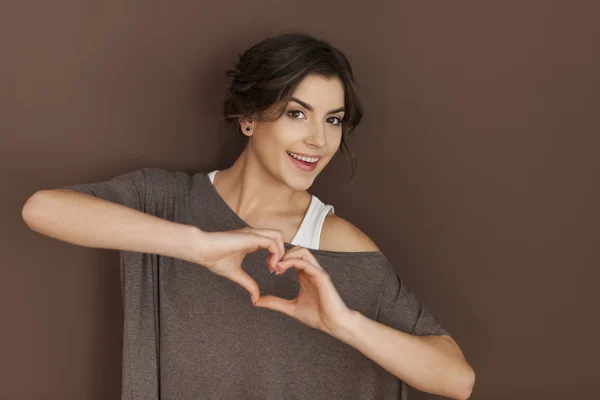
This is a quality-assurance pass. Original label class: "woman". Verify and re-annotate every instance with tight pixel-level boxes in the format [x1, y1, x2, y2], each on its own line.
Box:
[22, 32, 474, 399]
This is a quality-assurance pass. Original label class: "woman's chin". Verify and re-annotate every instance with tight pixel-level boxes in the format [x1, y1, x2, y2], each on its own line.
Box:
[284, 173, 318, 191]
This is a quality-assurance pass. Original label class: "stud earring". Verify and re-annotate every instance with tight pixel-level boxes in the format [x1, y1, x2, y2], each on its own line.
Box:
[245, 126, 251, 132]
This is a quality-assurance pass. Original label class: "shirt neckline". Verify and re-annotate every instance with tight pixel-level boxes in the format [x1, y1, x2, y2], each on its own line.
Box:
[201, 171, 385, 258]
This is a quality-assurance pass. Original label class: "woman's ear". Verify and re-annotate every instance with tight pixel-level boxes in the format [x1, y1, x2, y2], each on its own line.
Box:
[240, 118, 254, 137]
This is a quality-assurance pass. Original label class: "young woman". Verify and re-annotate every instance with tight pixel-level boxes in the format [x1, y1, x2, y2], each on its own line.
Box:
[22, 32, 474, 400]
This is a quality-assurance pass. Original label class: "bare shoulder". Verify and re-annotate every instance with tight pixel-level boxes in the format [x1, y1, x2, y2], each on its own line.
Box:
[319, 212, 381, 252]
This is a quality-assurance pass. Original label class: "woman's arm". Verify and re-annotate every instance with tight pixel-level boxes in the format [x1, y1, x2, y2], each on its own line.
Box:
[310, 214, 474, 398]
[22, 189, 201, 263]
[332, 312, 475, 400]
[260, 244, 475, 400]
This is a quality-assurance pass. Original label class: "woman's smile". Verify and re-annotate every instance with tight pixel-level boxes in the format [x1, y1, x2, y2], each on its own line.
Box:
[287, 151, 320, 172]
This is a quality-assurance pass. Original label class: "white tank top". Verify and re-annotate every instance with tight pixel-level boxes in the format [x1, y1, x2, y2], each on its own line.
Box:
[208, 170, 334, 250]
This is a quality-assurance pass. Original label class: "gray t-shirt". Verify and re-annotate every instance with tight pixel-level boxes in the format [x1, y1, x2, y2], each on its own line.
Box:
[64, 167, 448, 400]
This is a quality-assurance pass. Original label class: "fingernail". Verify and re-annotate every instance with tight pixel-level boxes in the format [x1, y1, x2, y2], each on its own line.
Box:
[251, 296, 256, 304]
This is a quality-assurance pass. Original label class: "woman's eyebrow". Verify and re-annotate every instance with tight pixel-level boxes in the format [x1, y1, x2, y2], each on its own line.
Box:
[289, 97, 345, 114]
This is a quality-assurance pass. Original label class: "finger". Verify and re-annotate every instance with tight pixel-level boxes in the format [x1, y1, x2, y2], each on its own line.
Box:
[276, 257, 324, 279]
[281, 246, 306, 262]
[282, 245, 303, 257]
[254, 228, 285, 262]
[281, 247, 323, 270]
[239, 233, 279, 263]
[253, 294, 296, 318]
[248, 228, 285, 267]
[226, 269, 261, 304]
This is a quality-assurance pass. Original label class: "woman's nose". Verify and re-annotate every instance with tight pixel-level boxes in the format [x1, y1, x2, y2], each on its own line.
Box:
[307, 122, 327, 147]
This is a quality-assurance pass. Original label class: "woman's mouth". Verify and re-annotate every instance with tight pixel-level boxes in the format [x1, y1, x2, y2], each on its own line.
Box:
[287, 151, 320, 172]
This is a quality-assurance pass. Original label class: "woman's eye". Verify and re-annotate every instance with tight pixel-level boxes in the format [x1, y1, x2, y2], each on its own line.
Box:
[288, 110, 306, 119]
[328, 116, 342, 125]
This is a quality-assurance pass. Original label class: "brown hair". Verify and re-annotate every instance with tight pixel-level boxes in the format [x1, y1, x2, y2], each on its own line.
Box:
[223, 32, 363, 181]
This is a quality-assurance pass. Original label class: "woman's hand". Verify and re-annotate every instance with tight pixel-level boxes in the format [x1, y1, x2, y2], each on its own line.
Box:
[254, 246, 354, 336]
[194, 227, 285, 304]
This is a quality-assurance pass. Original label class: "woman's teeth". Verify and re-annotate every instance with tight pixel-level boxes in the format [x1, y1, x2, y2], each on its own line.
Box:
[287, 151, 319, 163]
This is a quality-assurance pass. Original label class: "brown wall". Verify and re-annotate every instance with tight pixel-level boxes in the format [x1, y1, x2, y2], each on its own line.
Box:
[2, 1, 599, 399]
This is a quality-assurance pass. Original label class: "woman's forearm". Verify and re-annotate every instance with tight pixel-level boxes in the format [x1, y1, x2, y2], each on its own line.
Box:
[22, 189, 202, 263]
[332, 310, 475, 400]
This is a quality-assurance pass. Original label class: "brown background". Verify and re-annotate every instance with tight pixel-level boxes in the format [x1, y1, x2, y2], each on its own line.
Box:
[2, 1, 599, 399]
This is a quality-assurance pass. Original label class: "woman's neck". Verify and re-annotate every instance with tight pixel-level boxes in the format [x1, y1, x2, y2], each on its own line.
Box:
[214, 149, 310, 227]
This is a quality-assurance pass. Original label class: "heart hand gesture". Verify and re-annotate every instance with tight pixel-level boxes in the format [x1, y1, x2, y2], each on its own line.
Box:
[194, 227, 285, 303]
[254, 246, 353, 336]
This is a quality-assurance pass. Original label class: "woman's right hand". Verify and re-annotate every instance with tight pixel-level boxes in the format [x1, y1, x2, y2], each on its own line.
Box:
[193, 227, 285, 304]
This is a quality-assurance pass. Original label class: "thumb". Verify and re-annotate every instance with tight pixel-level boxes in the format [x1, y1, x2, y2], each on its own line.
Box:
[228, 270, 260, 304]
[254, 295, 296, 317]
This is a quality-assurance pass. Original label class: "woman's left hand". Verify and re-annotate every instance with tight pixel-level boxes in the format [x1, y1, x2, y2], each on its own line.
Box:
[253, 246, 354, 336]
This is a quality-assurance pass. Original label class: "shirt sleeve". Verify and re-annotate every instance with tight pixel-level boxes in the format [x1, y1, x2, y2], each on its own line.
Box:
[61, 167, 184, 220]
[375, 262, 449, 337]
[62, 169, 146, 210]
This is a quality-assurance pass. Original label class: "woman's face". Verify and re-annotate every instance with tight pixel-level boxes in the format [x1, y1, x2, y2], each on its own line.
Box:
[245, 74, 345, 191]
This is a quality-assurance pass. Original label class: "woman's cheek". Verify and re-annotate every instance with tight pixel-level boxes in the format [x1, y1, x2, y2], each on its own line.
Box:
[330, 129, 343, 148]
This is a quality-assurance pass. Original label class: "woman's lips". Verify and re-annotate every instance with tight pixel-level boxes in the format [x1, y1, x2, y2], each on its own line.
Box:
[287, 152, 318, 172]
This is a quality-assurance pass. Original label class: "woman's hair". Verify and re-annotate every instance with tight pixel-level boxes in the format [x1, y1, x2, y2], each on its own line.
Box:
[223, 32, 363, 181]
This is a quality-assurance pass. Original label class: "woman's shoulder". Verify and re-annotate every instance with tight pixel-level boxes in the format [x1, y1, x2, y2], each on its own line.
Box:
[319, 213, 381, 253]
